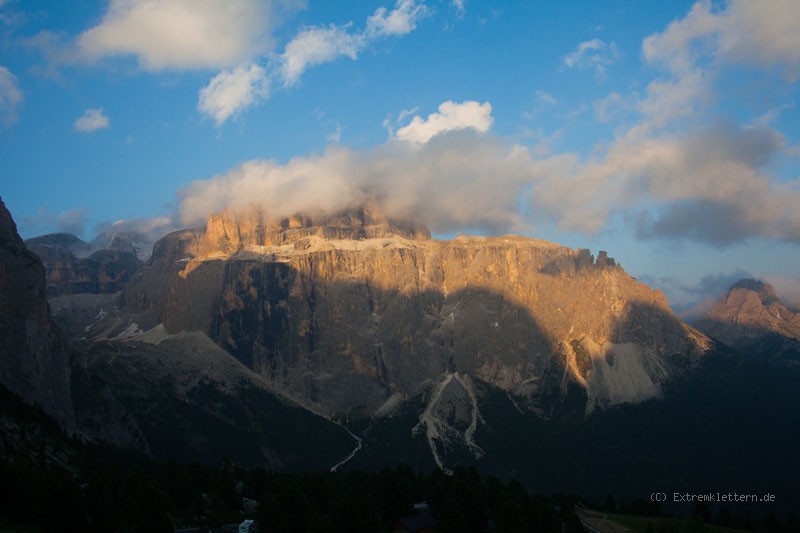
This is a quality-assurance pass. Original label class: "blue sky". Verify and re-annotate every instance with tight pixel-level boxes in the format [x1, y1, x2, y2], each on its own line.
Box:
[1, 0, 799, 318]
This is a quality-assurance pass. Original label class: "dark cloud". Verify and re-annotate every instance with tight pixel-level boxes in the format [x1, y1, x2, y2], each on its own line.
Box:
[682, 121, 784, 170]
[631, 200, 764, 247]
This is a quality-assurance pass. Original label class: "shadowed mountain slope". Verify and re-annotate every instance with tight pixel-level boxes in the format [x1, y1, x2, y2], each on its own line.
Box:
[0, 197, 74, 429]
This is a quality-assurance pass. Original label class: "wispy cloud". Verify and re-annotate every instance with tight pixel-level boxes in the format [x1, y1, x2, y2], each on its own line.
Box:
[280, 24, 364, 87]
[365, 0, 428, 38]
[522, 90, 557, 120]
[562, 38, 620, 78]
[281, 0, 428, 87]
[451, 0, 465, 18]
[74, 108, 109, 132]
[198, 0, 429, 126]
[0, 66, 23, 126]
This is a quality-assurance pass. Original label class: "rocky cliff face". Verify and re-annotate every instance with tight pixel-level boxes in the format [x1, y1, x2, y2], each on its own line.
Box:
[124, 208, 710, 417]
[0, 198, 74, 429]
[26, 234, 142, 297]
[695, 279, 800, 359]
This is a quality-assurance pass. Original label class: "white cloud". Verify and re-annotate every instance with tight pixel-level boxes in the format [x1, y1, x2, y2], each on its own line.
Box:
[179, 103, 530, 233]
[74, 108, 109, 132]
[281, 24, 364, 86]
[563, 38, 620, 78]
[198, 64, 269, 126]
[366, 0, 428, 38]
[0, 66, 22, 125]
[76, 0, 275, 70]
[280, 0, 427, 87]
[451, 0, 465, 17]
[395, 100, 493, 145]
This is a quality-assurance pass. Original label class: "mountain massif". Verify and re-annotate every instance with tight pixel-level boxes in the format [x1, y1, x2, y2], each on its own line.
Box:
[2, 199, 798, 511]
[120, 207, 710, 419]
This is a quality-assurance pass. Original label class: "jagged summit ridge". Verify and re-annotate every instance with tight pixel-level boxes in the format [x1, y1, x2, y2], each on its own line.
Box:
[201, 205, 432, 257]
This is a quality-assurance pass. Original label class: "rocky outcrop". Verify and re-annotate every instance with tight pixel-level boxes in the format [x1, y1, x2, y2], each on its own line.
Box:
[124, 209, 710, 417]
[695, 279, 800, 359]
[26, 234, 142, 297]
[0, 198, 74, 429]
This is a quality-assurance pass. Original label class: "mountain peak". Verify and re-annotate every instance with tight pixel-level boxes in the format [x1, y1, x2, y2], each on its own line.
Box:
[730, 277, 778, 301]
[696, 278, 800, 357]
